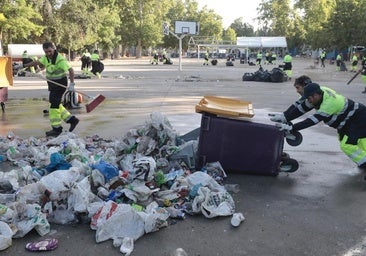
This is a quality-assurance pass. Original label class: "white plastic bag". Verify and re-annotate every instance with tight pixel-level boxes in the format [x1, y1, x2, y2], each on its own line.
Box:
[17, 182, 47, 205]
[138, 201, 169, 233]
[119, 237, 134, 255]
[192, 186, 235, 218]
[95, 203, 145, 243]
[121, 179, 159, 203]
[12, 203, 50, 238]
[39, 168, 81, 201]
[0, 204, 14, 223]
[186, 171, 225, 192]
[0, 221, 13, 251]
[68, 177, 97, 213]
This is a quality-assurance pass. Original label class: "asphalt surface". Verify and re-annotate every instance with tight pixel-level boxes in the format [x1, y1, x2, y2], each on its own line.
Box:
[1, 57, 366, 256]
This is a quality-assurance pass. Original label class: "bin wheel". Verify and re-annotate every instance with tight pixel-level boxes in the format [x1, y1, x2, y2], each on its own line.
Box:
[286, 131, 303, 146]
[280, 158, 299, 173]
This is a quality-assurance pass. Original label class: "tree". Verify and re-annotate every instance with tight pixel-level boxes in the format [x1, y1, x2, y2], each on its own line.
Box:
[294, 0, 336, 49]
[0, 0, 44, 47]
[53, 0, 99, 58]
[222, 27, 237, 43]
[257, 0, 293, 36]
[163, 0, 224, 52]
[117, 0, 171, 58]
[324, 0, 365, 51]
[229, 18, 254, 37]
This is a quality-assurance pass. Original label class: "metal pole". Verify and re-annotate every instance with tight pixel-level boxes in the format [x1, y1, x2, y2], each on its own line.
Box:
[179, 37, 182, 71]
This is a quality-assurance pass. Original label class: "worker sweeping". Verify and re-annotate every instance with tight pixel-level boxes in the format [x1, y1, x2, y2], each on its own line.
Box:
[273, 82, 366, 169]
[23, 41, 79, 137]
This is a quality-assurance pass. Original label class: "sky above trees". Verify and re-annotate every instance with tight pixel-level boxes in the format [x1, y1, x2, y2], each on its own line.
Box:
[197, 0, 261, 28]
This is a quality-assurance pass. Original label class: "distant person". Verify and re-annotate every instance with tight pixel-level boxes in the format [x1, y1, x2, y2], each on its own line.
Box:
[360, 56, 366, 94]
[283, 52, 293, 81]
[256, 51, 262, 65]
[203, 51, 209, 66]
[271, 52, 277, 65]
[22, 41, 79, 137]
[81, 49, 91, 75]
[336, 53, 342, 71]
[151, 50, 158, 65]
[320, 51, 326, 68]
[90, 50, 102, 79]
[351, 53, 358, 72]
[21, 50, 34, 73]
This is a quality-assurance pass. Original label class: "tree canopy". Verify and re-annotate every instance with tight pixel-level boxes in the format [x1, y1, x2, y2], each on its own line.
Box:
[0, 0, 365, 57]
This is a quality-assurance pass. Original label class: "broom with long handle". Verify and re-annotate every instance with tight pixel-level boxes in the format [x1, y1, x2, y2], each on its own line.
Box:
[347, 69, 362, 85]
[25, 71, 105, 113]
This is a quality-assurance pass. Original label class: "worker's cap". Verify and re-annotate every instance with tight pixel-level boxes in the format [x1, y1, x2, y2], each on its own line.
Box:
[303, 83, 321, 98]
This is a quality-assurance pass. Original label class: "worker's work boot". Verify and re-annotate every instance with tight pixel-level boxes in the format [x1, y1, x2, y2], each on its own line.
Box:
[45, 127, 63, 137]
[67, 116, 79, 132]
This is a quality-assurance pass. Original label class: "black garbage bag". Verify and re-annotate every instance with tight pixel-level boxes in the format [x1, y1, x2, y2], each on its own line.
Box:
[252, 69, 271, 82]
[270, 68, 285, 82]
[95, 61, 104, 73]
[242, 72, 254, 81]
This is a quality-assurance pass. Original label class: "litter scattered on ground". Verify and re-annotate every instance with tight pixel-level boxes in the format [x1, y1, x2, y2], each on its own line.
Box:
[0, 112, 240, 254]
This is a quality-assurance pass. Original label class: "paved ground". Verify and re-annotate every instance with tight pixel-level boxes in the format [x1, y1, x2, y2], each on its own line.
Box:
[2, 57, 366, 256]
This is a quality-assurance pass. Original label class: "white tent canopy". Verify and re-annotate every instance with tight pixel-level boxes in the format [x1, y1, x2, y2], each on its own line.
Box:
[236, 37, 287, 48]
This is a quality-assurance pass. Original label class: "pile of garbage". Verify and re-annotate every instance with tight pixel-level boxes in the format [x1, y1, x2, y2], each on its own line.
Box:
[0, 112, 239, 254]
[242, 66, 287, 83]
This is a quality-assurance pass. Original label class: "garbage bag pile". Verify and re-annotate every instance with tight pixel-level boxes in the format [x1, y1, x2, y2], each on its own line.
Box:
[0, 112, 236, 253]
[242, 66, 287, 82]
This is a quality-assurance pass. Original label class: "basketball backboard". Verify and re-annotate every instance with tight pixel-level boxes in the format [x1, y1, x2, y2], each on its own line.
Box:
[174, 21, 199, 35]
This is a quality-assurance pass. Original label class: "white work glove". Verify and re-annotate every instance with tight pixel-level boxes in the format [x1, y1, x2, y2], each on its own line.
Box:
[68, 82, 75, 91]
[268, 113, 287, 123]
[275, 122, 293, 132]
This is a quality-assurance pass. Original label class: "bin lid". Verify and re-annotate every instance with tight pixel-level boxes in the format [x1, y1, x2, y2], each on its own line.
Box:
[195, 95, 254, 118]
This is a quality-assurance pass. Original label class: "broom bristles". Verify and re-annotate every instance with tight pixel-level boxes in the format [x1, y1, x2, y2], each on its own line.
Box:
[85, 94, 105, 113]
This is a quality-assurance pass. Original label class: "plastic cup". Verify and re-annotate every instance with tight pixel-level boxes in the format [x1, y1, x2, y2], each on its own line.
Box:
[231, 212, 245, 227]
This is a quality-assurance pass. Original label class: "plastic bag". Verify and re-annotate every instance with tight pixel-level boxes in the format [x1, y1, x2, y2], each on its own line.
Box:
[12, 203, 50, 238]
[91, 160, 119, 183]
[95, 203, 145, 243]
[121, 180, 159, 203]
[138, 201, 169, 233]
[0, 221, 13, 251]
[68, 177, 99, 213]
[119, 237, 134, 255]
[45, 152, 72, 173]
[39, 168, 81, 201]
[130, 156, 156, 182]
[17, 182, 47, 205]
[192, 186, 235, 218]
[48, 208, 77, 225]
[0, 204, 14, 222]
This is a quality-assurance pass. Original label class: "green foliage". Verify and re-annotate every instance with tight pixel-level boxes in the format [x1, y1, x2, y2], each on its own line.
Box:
[229, 18, 254, 37]
[223, 28, 237, 43]
[1, 0, 366, 56]
[0, 0, 44, 44]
